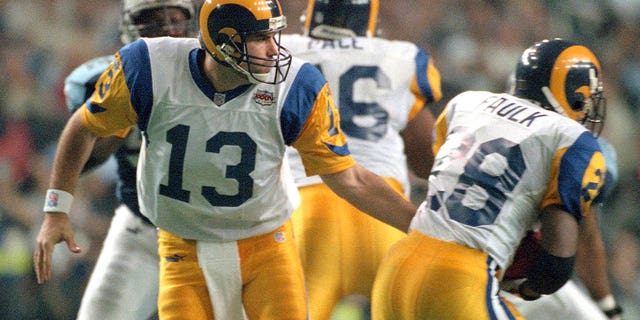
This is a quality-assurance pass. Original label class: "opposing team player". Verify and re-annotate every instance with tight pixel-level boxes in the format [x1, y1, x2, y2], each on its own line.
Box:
[34, 0, 418, 319]
[281, 0, 442, 318]
[372, 38, 607, 319]
[63, 1, 197, 319]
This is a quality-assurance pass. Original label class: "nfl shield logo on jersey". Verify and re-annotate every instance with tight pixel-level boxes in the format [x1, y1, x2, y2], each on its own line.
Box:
[214, 93, 226, 105]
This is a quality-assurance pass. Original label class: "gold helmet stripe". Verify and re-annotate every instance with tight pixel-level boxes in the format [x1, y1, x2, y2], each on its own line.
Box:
[549, 45, 601, 121]
[367, 0, 379, 37]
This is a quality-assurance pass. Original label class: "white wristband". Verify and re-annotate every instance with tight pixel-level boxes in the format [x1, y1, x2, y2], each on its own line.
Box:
[596, 294, 616, 311]
[43, 189, 74, 214]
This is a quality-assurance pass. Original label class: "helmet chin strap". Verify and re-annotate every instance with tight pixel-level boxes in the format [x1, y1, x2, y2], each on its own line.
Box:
[216, 44, 268, 84]
[541, 86, 567, 117]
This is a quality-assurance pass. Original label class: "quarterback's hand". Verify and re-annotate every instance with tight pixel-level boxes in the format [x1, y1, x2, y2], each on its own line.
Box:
[34, 212, 81, 284]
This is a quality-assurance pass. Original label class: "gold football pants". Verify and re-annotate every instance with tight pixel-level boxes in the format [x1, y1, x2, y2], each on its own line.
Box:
[372, 230, 524, 320]
[157, 221, 307, 319]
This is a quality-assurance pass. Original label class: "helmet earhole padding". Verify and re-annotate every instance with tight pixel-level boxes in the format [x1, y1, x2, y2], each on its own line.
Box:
[219, 41, 237, 55]
[215, 33, 243, 62]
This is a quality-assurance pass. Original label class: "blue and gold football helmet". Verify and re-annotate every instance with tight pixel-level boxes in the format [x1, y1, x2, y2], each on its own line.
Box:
[199, 0, 292, 84]
[120, 0, 197, 44]
[514, 38, 606, 136]
[303, 0, 379, 40]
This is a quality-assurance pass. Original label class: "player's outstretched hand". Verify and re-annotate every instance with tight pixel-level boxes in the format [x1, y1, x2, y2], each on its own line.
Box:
[33, 212, 81, 284]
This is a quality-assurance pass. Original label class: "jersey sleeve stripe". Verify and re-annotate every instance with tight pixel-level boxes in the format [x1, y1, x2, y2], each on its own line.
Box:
[281, 62, 327, 145]
[322, 141, 350, 156]
[120, 39, 154, 131]
[414, 48, 442, 104]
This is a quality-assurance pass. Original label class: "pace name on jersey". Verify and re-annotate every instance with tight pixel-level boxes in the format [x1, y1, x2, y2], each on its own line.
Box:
[306, 38, 365, 50]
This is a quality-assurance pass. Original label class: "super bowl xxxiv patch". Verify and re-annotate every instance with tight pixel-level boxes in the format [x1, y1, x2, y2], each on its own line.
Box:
[254, 90, 275, 106]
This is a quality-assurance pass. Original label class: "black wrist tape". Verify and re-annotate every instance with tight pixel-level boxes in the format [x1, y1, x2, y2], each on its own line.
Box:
[525, 249, 575, 294]
[604, 305, 623, 318]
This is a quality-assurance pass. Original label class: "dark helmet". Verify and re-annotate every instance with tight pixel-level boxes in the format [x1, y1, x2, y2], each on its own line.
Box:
[199, 0, 292, 84]
[514, 38, 606, 136]
[303, 0, 379, 40]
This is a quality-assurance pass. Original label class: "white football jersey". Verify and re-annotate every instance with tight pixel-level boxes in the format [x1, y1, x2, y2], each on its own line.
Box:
[281, 34, 441, 191]
[79, 37, 355, 241]
[411, 91, 606, 270]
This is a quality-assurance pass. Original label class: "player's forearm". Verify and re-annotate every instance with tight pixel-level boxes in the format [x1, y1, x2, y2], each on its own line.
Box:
[576, 211, 612, 300]
[402, 108, 435, 179]
[520, 205, 579, 297]
[577, 249, 611, 300]
[49, 111, 98, 193]
[321, 165, 416, 232]
[82, 136, 124, 173]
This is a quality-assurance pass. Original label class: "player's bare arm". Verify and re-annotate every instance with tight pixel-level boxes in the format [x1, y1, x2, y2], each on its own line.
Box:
[576, 208, 613, 300]
[83, 136, 124, 172]
[320, 164, 416, 232]
[518, 205, 580, 299]
[34, 110, 97, 284]
[401, 107, 436, 179]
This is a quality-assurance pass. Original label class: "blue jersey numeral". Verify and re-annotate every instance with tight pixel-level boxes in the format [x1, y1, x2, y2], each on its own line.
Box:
[430, 138, 527, 226]
[159, 125, 257, 207]
[315, 64, 391, 141]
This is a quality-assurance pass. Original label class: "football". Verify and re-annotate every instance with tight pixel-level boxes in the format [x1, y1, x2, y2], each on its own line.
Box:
[503, 230, 542, 280]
